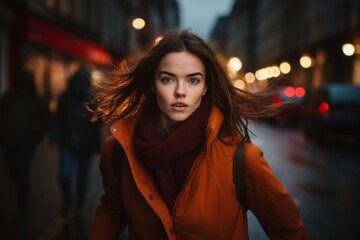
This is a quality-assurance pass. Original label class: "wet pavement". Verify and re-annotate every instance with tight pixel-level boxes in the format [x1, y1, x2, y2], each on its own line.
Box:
[248, 121, 360, 240]
[1, 121, 359, 239]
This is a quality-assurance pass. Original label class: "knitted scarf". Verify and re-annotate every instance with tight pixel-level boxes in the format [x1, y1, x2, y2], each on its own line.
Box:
[133, 96, 211, 213]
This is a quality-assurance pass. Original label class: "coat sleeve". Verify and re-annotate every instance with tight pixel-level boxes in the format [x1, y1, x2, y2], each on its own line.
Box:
[244, 144, 310, 239]
[90, 136, 127, 240]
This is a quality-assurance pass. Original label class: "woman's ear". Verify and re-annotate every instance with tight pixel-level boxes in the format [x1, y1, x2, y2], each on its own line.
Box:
[202, 86, 207, 96]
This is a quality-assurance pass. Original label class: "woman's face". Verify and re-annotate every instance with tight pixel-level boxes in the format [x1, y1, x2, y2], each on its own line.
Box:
[153, 51, 207, 131]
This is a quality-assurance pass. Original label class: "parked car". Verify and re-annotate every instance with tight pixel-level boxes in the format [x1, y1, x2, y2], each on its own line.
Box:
[267, 86, 306, 126]
[302, 83, 360, 142]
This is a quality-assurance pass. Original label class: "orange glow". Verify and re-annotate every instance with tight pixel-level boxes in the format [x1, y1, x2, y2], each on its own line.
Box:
[316, 51, 326, 65]
[295, 87, 306, 98]
[284, 87, 295, 97]
[318, 102, 329, 114]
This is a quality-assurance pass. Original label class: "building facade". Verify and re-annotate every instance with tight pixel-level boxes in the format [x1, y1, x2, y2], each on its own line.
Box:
[213, 0, 360, 90]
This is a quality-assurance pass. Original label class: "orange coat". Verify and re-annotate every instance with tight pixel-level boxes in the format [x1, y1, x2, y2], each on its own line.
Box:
[90, 105, 309, 240]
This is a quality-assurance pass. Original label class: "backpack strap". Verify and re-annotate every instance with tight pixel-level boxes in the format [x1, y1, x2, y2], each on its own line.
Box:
[233, 142, 248, 210]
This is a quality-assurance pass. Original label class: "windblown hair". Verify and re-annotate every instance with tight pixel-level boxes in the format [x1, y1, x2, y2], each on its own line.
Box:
[89, 30, 282, 142]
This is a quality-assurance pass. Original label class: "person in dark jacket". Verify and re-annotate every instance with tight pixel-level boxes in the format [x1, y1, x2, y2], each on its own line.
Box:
[0, 69, 49, 216]
[55, 68, 100, 217]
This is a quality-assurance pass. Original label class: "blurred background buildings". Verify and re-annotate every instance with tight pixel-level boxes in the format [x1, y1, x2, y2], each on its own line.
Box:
[211, 0, 360, 91]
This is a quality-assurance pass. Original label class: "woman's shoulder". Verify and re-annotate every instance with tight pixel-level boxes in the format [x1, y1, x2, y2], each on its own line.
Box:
[243, 143, 266, 169]
[102, 135, 120, 152]
[244, 142, 263, 156]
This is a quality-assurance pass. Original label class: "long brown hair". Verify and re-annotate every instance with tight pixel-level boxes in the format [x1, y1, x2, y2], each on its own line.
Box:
[89, 30, 281, 142]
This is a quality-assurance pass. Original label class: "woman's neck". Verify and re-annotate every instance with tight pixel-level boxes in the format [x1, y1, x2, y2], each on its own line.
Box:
[158, 112, 178, 135]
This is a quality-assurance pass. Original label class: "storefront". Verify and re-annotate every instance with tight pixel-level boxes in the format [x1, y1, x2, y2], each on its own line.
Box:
[7, 13, 111, 111]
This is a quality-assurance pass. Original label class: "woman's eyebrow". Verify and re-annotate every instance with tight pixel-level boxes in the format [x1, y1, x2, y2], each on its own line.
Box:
[159, 71, 176, 77]
[159, 71, 204, 77]
[187, 72, 204, 77]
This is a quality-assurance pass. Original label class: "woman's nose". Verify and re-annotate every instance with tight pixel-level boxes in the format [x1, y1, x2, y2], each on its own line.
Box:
[174, 83, 186, 98]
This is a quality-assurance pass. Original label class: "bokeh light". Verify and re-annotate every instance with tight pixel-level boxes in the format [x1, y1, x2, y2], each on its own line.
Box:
[228, 57, 242, 72]
[300, 55, 312, 68]
[132, 18, 146, 30]
[342, 43, 355, 56]
[279, 61, 291, 74]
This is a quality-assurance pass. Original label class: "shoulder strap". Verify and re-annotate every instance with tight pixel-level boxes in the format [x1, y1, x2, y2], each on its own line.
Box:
[233, 142, 248, 210]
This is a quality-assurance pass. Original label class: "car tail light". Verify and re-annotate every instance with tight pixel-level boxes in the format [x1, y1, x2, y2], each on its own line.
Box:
[295, 87, 306, 98]
[284, 87, 295, 97]
[318, 102, 329, 114]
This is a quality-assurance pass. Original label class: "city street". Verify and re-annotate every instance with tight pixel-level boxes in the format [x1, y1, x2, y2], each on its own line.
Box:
[1, 122, 359, 239]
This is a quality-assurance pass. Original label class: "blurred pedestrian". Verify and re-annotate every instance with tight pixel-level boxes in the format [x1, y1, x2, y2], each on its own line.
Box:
[0, 69, 49, 217]
[89, 30, 309, 239]
[54, 68, 100, 218]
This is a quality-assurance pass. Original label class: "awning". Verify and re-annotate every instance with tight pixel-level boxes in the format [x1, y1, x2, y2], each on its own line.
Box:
[26, 15, 111, 66]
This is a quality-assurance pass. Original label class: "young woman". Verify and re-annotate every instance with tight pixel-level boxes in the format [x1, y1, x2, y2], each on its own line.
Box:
[89, 30, 309, 239]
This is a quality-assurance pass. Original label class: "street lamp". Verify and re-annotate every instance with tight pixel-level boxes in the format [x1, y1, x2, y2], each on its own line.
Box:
[228, 57, 242, 72]
[132, 18, 146, 30]
[300, 55, 312, 68]
[279, 61, 291, 74]
[255, 68, 269, 81]
[233, 79, 246, 89]
[269, 66, 281, 78]
[342, 43, 355, 56]
[245, 72, 255, 83]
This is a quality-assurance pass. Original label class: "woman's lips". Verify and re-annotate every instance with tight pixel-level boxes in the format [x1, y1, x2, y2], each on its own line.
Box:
[171, 102, 188, 111]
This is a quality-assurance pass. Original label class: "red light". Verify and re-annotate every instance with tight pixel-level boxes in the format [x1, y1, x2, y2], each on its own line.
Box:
[318, 102, 329, 114]
[284, 87, 295, 97]
[272, 96, 282, 104]
[295, 87, 306, 98]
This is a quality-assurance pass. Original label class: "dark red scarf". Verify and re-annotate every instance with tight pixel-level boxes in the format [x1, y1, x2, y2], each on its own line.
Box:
[133, 96, 211, 213]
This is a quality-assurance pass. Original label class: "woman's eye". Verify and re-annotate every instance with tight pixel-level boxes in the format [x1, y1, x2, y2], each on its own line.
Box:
[189, 78, 200, 84]
[161, 77, 173, 84]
